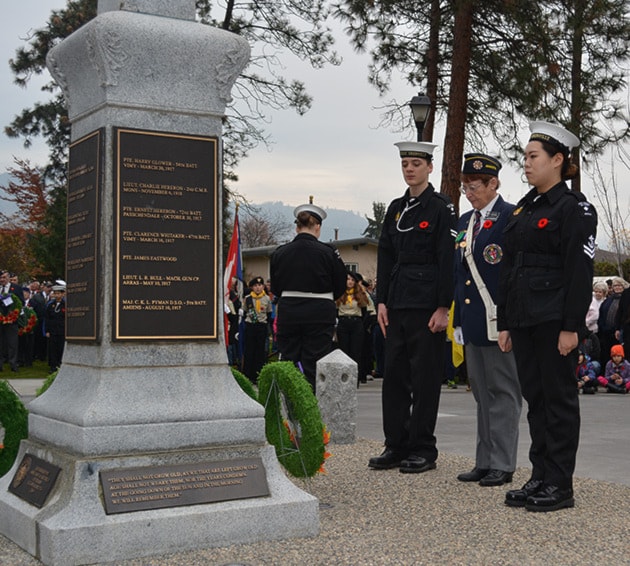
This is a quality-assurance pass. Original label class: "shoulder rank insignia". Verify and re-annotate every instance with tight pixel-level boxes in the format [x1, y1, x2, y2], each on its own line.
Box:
[578, 201, 594, 217]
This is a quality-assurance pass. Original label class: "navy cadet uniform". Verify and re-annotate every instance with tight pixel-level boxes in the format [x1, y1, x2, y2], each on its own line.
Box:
[375, 142, 457, 467]
[498, 122, 597, 510]
[270, 202, 347, 391]
[453, 154, 522, 486]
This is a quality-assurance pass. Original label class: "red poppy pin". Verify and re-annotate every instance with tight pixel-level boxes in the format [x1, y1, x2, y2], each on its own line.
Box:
[483, 220, 493, 229]
[419, 221, 429, 229]
[537, 218, 549, 229]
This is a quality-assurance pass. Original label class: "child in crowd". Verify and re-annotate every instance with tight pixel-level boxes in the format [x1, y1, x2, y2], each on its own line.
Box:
[576, 350, 598, 394]
[242, 276, 272, 384]
[597, 344, 630, 394]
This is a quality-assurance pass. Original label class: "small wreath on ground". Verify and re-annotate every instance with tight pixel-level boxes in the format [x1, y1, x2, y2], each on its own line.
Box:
[258, 361, 329, 477]
[230, 367, 259, 402]
[0, 380, 28, 477]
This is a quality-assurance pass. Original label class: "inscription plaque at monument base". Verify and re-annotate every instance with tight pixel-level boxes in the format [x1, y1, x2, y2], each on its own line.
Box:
[100, 458, 269, 514]
[8, 454, 61, 509]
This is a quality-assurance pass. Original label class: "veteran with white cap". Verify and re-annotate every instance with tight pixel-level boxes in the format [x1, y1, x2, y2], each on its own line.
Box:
[497, 121, 598, 512]
[270, 197, 347, 391]
[368, 140, 457, 474]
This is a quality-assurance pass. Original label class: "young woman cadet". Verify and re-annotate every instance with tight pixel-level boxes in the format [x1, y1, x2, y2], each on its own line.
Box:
[497, 121, 597, 512]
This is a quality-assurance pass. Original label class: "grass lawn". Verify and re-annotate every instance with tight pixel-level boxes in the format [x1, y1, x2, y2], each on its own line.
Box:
[0, 360, 52, 380]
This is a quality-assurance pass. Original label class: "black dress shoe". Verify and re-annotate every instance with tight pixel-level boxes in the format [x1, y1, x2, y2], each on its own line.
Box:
[505, 479, 544, 507]
[368, 448, 407, 470]
[399, 454, 436, 474]
[457, 467, 489, 482]
[479, 469, 513, 487]
[526, 485, 574, 512]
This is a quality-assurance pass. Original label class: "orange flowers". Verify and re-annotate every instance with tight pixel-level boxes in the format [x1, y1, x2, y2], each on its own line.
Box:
[283, 420, 332, 474]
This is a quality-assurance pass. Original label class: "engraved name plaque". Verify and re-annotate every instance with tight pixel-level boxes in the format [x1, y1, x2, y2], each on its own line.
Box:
[100, 458, 270, 514]
[113, 127, 218, 339]
[66, 129, 103, 340]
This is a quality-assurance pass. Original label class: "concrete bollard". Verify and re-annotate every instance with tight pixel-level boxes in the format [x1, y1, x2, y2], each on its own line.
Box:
[316, 348, 357, 444]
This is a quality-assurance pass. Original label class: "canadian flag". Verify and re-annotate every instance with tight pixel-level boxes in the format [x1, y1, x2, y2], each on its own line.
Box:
[223, 211, 242, 345]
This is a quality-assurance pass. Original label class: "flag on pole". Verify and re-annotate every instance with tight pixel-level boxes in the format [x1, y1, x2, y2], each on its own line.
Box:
[224, 208, 243, 347]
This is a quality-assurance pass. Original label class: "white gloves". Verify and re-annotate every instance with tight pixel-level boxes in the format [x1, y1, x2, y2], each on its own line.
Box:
[453, 326, 465, 345]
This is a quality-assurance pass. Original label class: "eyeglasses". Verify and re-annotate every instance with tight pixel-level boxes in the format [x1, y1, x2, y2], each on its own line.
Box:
[460, 182, 484, 195]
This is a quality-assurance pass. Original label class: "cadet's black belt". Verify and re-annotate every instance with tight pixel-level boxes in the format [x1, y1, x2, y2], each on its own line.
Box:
[397, 252, 435, 264]
[514, 252, 562, 269]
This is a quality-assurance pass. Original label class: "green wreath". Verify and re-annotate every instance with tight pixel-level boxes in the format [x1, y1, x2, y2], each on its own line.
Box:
[0, 293, 22, 325]
[0, 380, 28, 477]
[230, 367, 259, 402]
[257, 361, 325, 477]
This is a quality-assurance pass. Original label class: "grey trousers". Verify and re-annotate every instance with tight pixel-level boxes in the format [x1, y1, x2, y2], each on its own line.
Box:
[465, 343, 522, 472]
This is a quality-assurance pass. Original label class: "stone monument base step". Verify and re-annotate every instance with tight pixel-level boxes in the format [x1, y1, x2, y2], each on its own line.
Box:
[0, 439, 319, 565]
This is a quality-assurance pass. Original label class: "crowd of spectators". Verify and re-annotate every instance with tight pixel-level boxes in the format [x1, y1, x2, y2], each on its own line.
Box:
[0, 270, 66, 375]
[576, 277, 630, 394]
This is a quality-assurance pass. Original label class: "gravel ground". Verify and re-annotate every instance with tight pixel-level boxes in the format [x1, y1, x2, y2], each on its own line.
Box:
[2, 438, 629, 565]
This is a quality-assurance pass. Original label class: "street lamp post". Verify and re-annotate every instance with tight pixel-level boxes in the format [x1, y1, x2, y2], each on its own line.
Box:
[408, 92, 432, 141]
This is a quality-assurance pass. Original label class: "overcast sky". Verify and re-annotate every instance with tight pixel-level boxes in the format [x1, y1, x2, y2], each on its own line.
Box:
[1, 2, 625, 246]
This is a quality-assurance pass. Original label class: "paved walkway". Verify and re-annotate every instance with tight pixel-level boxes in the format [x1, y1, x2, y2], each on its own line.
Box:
[356, 378, 630, 486]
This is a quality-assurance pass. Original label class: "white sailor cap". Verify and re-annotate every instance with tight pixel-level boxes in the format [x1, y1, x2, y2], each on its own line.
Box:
[294, 203, 327, 223]
[395, 141, 438, 160]
[529, 121, 580, 152]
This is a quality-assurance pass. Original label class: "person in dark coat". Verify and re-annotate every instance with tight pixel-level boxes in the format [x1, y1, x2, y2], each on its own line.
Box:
[0, 269, 23, 372]
[29, 281, 48, 362]
[498, 121, 597, 512]
[598, 277, 625, 368]
[45, 284, 66, 373]
[368, 140, 457, 474]
[453, 153, 522, 487]
[270, 200, 347, 391]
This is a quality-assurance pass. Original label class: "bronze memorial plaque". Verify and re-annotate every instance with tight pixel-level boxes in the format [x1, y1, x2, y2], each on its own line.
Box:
[113, 127, 218, 340]
[66, 129, 103, 341]
[8, 454, 61, 508]
[100, 458, 269, 514]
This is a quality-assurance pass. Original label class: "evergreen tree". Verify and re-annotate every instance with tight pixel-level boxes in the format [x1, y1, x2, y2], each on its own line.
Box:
[334, 0, 630, 207]
[362, 201, 386, 239]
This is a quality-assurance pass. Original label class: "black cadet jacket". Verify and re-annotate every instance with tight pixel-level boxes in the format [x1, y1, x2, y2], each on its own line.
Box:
[497, 182, 597, 332]
[270, 232, 347, 326]
[377, 184, 457, 310]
